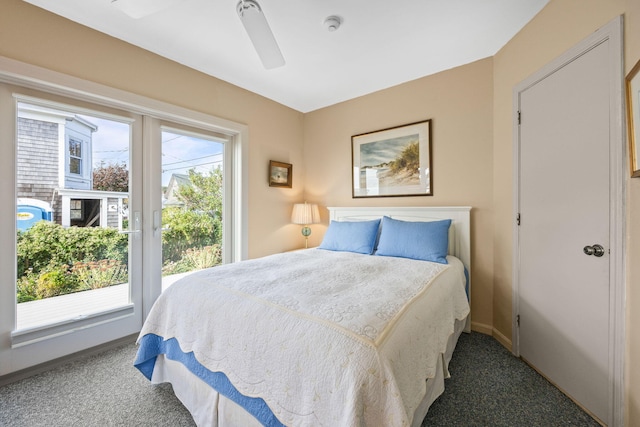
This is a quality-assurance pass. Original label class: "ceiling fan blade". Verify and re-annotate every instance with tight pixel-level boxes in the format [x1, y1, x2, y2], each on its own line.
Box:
[111, 0, 181, 19]
[237, 0, 285, 69]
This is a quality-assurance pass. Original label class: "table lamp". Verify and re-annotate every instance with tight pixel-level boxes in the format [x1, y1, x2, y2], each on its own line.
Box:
[291, 202, 320, 248]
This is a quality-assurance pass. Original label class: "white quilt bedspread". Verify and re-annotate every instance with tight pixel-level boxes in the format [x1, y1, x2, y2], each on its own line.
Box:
[138, 249, 470, 426]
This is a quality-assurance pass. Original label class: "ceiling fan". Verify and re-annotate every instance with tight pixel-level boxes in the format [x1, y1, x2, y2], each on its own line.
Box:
[111, 0, 285, 69]
[236, 0, 285, 69]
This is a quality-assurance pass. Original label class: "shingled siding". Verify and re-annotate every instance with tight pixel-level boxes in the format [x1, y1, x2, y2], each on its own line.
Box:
[107, 197, 120, 228]
[16, 117, 61, 222]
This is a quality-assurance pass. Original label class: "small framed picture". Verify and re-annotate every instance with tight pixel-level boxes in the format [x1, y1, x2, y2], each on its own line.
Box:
[269, 160, 292, 188]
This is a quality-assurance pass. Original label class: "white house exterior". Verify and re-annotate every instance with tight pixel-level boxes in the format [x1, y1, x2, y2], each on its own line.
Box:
[163, 173, 191, 208]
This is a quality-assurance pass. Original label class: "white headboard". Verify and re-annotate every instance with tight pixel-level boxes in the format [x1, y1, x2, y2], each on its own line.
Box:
[328, 206, 472, 330]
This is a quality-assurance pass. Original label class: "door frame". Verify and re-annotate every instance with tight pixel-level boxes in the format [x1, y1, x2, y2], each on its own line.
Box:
[512, 16, 625, 426]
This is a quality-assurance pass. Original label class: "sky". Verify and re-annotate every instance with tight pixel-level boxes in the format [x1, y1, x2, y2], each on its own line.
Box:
[81, 115, 224, 186]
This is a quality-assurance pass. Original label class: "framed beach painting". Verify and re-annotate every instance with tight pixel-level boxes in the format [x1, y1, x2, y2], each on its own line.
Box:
[351, 120, 432, 198]
[269, 160, 292, 188]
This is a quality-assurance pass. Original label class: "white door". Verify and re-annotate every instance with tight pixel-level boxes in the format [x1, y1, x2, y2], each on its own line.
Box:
[0, 87, 145, 370]
[515, 21, 624, 425]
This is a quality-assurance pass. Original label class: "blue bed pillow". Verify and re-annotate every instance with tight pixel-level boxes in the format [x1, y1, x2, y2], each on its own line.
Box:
[318, 219, 381, 254]
[376, 216, 452, 264]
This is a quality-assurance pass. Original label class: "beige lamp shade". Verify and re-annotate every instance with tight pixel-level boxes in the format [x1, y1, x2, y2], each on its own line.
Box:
[291, 203, 320, 225]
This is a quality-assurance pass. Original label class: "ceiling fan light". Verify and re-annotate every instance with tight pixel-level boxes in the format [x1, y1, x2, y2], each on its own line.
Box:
[237, 0, 285, 69]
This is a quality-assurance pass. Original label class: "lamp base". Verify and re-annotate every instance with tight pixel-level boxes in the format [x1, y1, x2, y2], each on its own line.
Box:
[301, 226, 311, 248]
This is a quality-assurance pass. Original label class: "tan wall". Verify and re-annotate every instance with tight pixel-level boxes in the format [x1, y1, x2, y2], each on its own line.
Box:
[304, 58, 495, 332]
[306, 0, 640, 423]
[493, 0, 639, 424]
[0, 0, 305, 259]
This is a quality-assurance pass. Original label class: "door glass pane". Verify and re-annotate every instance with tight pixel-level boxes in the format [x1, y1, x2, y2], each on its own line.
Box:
[16, 102, 132, 330]
[161, 129, 224, 290]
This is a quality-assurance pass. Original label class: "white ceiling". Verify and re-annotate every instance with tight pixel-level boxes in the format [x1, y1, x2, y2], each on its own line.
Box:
[24, 0, 549, 113]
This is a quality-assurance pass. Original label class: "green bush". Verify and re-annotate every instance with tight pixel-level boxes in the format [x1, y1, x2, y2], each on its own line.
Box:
[183, 245, 221, 270]
[72, 259, 128, 290]
[17, 222, 128, 279]
[36, 264, 79, 299]
[16, 223, 128, 303]
[16, 259, 128, 303]
[162, 207, 220, 264]
[162, 245, 221, 276]
[162, 167, 223, 267]
[17, 265, 81, 303]
[15, 167, 225, 302]
[17, 269, 39, 303]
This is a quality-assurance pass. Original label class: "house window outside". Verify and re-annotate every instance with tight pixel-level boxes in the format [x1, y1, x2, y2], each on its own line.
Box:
[70, 199, 82, 220]
[69, 138, 82, 175]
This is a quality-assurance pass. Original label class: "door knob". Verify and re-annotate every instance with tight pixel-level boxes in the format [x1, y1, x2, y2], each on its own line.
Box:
[583, 244, 605, 257]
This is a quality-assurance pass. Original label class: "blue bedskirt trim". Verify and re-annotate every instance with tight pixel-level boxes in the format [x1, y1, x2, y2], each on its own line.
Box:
[134, 333, 285, 427]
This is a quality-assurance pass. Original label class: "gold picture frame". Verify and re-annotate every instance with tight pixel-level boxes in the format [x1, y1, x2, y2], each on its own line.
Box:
[626, 58, 640, 177]
[269, 160, 292, 188]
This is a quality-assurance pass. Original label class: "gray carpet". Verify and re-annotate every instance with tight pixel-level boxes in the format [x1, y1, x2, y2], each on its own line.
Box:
[422, 332, 600, 426]
[0, 332, 599, 426]
[0, 342, 195, 427]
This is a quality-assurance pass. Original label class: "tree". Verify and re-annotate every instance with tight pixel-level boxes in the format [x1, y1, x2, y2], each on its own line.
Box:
[161, 167, 224, 265]
[176, 167, 223, 220]
[93, 162, 129, 192]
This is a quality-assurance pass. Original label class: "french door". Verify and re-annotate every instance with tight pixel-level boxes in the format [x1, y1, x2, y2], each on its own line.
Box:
[0, 86, 145, 372]
[0, 72, 244, 376]
[14, 99, 141, 333]
[142, 120, 231, 312]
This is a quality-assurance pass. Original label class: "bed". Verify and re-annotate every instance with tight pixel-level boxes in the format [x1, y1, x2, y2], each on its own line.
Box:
[134, 206, 472, 427]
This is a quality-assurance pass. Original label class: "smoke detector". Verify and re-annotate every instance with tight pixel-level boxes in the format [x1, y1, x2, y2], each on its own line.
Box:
[323, 16, 342, 32]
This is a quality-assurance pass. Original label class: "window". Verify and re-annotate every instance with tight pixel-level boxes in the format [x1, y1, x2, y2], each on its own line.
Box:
[70, 199, 83, 219]
[69, 138, 82, 174]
